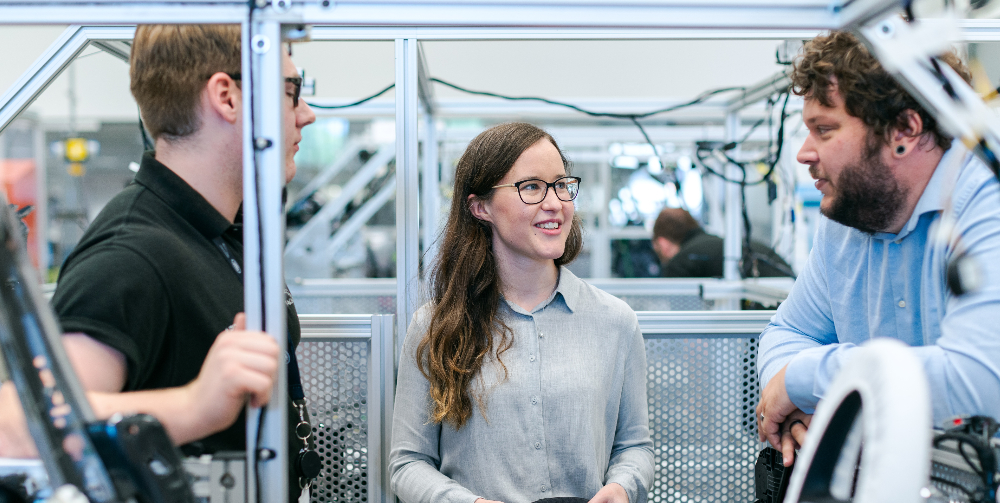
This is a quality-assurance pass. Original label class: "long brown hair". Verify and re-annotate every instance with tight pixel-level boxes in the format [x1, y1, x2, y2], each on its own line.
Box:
[417, 122, 583, 429]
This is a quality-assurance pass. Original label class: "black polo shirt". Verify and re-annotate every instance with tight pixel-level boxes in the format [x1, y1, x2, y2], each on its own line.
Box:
[53, 152, 303, 462]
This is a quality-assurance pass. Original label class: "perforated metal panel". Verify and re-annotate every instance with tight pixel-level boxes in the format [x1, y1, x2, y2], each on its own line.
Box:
[616, 295, 715, 312]
[298, 340, 371, 503]
[294, 296, 396, 315]
[645, 336, 760, 503]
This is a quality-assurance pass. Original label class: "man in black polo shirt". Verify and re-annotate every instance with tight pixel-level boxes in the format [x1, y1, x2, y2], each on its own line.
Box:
[652, 207, 793, 278]
[0, 24, 316, 499]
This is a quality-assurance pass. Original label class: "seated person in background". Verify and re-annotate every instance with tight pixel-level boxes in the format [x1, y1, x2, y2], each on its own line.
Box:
[756, 31, 1000, 467]
[389, 122, 653, 503]
[0, 24, 316, 499]
[651, 207, 792, 278]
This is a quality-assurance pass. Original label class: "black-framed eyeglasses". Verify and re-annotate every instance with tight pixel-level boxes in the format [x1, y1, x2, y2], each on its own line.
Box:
[492, 176, 581, 204]
[219, 72, 303, 108]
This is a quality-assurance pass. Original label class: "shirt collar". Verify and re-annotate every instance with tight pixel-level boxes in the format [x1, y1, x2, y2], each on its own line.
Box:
[501, 266, 581, 315]
[874, 145, 961, 241]
[553, 266, 580, 313]
[134, 151, 234, 240]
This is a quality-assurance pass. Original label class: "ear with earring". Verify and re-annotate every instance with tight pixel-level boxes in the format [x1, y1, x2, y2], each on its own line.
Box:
[896, 145, 906, 155]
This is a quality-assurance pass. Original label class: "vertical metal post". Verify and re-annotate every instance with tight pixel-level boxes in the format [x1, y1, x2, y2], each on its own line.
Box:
[723, 112, 743, 282]
[368, 313, 398, 503]
[421, 113, 439, 282]
[380, 314, 397, 502]
[395, 39, 420, 349]
[244, 15, 288, 503]
[367, 315, 383, 503]
[591, 155, 612, 278]
[34, 122, 48, 272]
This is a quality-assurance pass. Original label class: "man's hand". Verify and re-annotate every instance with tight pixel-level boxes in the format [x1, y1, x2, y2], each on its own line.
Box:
[0, 381, 37, 458]
[778, 409, 812, 466]
[589, 483, 628, 503]
[756, 365, 801, 448]
[757, 365, 815, 466]
[179, 313, 281, 437]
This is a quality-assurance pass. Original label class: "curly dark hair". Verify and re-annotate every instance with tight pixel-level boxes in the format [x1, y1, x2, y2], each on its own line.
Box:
[791, 31, 971, 151]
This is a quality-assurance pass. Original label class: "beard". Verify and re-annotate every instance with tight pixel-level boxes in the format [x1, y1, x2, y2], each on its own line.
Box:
[818, 136, 908, 234]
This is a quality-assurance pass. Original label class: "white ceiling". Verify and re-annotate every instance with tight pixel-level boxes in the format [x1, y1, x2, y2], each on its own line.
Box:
[1, 26, 791, 126]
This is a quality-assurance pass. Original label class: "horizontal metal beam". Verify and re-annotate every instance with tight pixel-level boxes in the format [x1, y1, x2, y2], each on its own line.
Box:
[726, 69, 792, 113]
[300, 1, 841, 31]
[638, 310, 774, 338]
[0, 2, 246, 24]
[286, 277, 793, 302]
[835, 0, 901, 31]
[955, 19, 1000, 42]
[298, 314, 376, 340]
[0, 1, 846, 31]
[299, 310, 773, 340]
[307, 26, 825, 41]
[288, 278, 397, 297]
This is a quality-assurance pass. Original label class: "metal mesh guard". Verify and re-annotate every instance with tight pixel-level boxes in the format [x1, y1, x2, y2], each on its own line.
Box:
[646, 337, 760, 503]
[297, 333, 760, 503]
[298, 340, 370, 502]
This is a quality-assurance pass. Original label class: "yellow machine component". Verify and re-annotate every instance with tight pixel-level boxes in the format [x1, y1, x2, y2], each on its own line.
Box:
[67, 162, 85, 177]
[64, 137, 89, 163]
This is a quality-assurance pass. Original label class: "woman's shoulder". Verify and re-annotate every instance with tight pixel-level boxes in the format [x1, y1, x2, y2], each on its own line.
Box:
[400, 302, 435, 355]
[559, 267, 638, 325]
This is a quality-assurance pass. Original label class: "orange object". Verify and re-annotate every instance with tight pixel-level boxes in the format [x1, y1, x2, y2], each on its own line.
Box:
[0, 159, 38, 267]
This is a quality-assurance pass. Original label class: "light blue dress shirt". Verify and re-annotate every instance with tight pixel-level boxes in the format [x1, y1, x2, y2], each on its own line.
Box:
[389, 267, 653, 503]
[759, 147, 1000, 424]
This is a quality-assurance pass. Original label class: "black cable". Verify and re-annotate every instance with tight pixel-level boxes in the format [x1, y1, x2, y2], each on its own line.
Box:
[310, 78, 748, 199]
[430, 76, 746, 120]
[694, 90, 791, 187]
[933, 433, 997, 501]
[304, 83, 396, 109]
[930, 475, 977, 500]
[737, 116, 768, 146]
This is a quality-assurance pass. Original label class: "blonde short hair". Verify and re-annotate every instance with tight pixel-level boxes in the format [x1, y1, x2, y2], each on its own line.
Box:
[130, 25, 241, 141]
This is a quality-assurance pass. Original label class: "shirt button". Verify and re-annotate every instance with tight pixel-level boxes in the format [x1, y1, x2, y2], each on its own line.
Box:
[538, 332, 544, 338]
[529, 355, 536, 362]
[898, 300, 906, 308]
[540, 486, 547, 492]
[531, 396, 538, 405]
[534, 442, 542, 449]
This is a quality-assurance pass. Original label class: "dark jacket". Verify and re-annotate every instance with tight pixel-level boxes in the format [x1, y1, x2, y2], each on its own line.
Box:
[661, 229, 793, 278]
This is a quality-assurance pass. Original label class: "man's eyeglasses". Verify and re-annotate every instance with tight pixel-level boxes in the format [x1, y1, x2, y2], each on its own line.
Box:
[221, 72, 303, 108]
[492, 176, 581, 205]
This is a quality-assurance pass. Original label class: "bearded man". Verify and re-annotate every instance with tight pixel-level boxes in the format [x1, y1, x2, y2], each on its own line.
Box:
[756, 31, 1000, 466]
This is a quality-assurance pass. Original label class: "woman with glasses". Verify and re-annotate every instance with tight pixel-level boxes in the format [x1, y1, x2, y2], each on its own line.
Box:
[389, 122, 653, 503]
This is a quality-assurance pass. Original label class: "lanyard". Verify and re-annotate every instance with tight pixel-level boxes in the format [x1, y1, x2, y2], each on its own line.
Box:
[213, 236, 306, 402]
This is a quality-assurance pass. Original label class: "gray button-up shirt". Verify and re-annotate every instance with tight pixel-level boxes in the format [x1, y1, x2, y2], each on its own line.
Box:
[390, 268, 654, 503]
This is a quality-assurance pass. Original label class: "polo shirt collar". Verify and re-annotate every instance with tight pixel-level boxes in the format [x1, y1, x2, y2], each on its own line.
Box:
[134, 151, 233, 240]
[874, 145, 958, 241]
